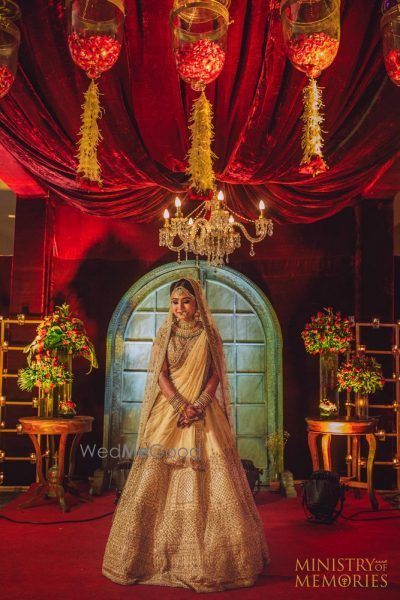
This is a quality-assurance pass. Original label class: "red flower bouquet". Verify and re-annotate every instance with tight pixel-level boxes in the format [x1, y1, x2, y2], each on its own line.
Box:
[301, 307, 353, 355]
[337, 355, 385, 394]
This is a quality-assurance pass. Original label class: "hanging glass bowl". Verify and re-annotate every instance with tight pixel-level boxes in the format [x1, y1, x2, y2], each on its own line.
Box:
[67, 0, 125, 183]
[0, 0, 21, 99]
[381, 1, 400, 86]
[281, 0, 340, 78]
[170, 1, 230, 195]
[170, 0, 229, 91]
[280, 0, 340, 176]
[67, 0, 124, 80]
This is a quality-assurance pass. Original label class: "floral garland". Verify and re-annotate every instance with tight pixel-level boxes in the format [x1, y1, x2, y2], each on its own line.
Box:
[301, 307, 353, 355]
[337, 355, 385, 395]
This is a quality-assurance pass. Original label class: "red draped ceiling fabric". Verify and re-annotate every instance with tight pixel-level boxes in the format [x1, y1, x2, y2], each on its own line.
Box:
[0, 0, 399, 223]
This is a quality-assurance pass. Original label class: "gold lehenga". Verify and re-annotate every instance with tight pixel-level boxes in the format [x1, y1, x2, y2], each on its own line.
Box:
[102, 283, 270, 593]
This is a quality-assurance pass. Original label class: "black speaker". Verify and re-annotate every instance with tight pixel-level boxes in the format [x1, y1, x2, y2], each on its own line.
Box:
[241, 459, 262, 496]
[302, 470, 346, 524]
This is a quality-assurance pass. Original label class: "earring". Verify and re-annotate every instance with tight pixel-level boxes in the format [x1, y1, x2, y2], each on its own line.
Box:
[194, 310, 201, 321]
[172, 314, 179, 324]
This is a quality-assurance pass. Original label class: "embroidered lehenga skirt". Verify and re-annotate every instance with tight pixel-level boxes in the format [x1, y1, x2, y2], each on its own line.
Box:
[102, 327, 270, 592]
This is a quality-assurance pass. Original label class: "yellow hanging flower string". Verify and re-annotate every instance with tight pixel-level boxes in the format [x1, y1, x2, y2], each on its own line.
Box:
[300, 77, 328, 177]
[76, 79, 103, 184]
[187, 90, 217, 193]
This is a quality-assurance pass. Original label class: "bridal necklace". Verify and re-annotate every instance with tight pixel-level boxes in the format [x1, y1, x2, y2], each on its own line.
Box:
[173, 318, 202, 338]
[175, 319, 197, 330]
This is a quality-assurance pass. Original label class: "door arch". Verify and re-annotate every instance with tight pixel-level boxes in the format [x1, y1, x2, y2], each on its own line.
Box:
[104, 261, 283, 479]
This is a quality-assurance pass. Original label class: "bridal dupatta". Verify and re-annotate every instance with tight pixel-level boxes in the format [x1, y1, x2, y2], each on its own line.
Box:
[136, 277, 233, 452]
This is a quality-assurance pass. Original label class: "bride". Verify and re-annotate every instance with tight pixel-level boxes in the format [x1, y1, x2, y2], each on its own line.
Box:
[102, 277, 269, 592]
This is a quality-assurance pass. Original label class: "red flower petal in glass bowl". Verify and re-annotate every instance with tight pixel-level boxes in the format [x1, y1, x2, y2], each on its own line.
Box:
[299, 156, 329, 176]
[0, 66, 15, 99]
[68, 32, 122, 79]
[287, 32, 339, 79]
[384, 49, 400, 86]
[174, 39, 225, 88]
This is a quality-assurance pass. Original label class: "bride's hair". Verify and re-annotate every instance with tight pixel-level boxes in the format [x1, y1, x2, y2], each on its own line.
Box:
[169, 278, 196, 297]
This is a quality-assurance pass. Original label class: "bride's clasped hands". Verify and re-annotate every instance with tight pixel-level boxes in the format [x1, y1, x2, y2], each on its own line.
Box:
[177, 402, 204, 427]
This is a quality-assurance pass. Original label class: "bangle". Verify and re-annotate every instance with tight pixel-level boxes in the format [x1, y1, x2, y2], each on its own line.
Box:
[194, 391, 213, 412]
[168, 391, 186, 415]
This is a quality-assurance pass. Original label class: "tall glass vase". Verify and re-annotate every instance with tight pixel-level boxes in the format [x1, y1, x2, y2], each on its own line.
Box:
[39, 389, 54, 418]
[58, 351, 74, 418]
[355, 394, 369, 419]
[319, 350, 339, 418]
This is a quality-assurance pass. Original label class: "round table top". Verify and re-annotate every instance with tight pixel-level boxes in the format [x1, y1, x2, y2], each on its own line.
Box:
[18, 415, 94, 435]
[306, 416, 378, 435]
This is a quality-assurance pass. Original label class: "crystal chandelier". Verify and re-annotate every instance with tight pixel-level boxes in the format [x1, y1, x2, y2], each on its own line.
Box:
[159, 190, 273, 267]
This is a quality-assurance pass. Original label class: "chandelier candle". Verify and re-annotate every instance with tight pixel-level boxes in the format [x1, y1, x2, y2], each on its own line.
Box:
[159, 190, 273, 267]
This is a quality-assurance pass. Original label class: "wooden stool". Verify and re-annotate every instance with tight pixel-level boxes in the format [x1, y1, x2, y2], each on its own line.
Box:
[18, 416, 94, 513]
[306, 417, 379, 510]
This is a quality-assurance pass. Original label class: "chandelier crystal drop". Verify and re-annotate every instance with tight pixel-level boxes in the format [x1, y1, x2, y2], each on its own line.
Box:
[159, 190, 273, 267]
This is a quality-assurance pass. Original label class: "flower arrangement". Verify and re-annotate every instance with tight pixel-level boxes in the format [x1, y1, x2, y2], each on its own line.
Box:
[337, 355, 385, 394]
[18, 354, 73, 394]
[23, 303, 97, 370]
[58, 399, 77, 416]
[319, 398, 338, 417]
[301, 307, 353, 355]
[18, 304, 97, 416]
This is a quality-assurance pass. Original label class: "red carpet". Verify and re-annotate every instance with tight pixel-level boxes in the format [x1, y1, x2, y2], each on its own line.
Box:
[1, 485, 399, 600]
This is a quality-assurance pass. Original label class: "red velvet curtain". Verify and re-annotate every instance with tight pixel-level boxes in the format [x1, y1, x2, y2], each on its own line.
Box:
[0, 0, 399, 222]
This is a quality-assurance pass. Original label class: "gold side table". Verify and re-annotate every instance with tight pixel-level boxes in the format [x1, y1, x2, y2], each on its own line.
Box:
[18, 416, 94, 513]
[305, 417, 379, 510]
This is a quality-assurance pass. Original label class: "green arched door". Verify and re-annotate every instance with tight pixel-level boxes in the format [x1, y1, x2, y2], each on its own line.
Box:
[104, 262, 283, 481]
